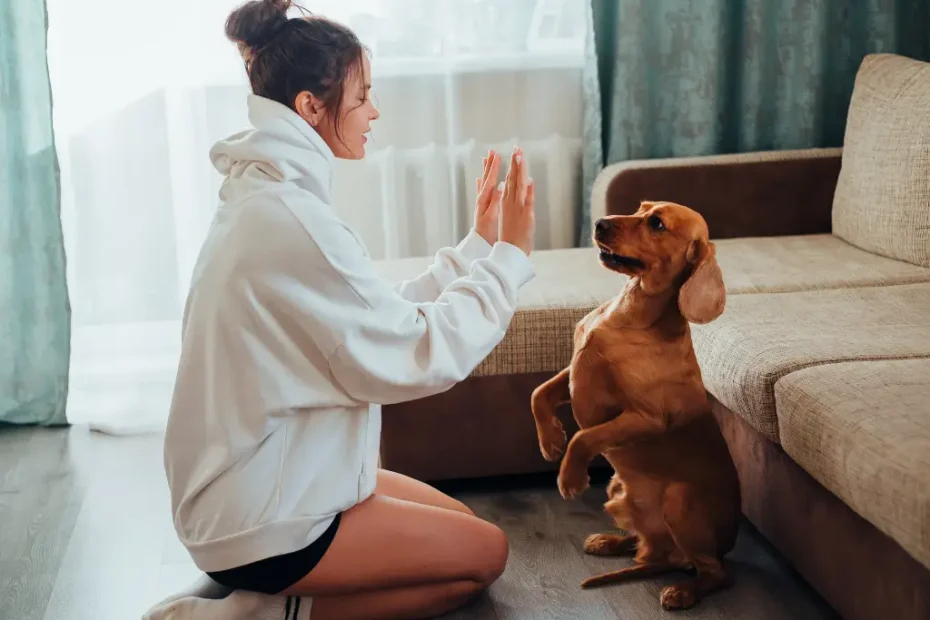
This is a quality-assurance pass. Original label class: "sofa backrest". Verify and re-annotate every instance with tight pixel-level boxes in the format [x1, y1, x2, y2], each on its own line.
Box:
[832, 53, 930, 267]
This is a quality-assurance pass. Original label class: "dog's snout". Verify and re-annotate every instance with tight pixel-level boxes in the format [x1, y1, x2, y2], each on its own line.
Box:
[595, 218, 611, 234]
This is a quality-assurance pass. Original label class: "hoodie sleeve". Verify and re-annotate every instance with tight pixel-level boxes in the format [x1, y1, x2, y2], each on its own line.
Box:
[391, 229, 492, 303]
[246, 198, 533, 406]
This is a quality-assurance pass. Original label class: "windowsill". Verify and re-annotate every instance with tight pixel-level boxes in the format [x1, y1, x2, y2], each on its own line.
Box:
[372, 50, 585, 77]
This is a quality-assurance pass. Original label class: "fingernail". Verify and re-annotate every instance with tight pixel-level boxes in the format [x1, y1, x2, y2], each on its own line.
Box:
[528, 178, 534, 185]
[498, 181, 505, 191]
[516, 155, 522, 164]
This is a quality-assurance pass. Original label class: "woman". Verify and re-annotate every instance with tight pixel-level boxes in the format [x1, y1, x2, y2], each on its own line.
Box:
[160, 1, 536, 619]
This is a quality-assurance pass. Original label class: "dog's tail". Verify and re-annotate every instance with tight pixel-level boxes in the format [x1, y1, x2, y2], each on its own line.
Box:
[580, 563, 679, 589]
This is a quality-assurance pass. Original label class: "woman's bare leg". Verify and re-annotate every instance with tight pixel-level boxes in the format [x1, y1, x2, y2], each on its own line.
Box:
[375, 469, 474, 515]
[308, 579, 486, 620]
[281, 481, 507, 619]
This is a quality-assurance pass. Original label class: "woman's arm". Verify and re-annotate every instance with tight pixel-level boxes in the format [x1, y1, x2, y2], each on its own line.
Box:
[242, 196, 532, 406]
[327, 239, 532, 404]
[391, 229, 492, 303]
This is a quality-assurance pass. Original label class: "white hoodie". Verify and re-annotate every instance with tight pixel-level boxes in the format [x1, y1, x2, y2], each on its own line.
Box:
[163, 95, 535, 573]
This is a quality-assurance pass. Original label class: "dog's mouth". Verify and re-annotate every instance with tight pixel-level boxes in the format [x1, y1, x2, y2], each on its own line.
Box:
[598, 248, 645, 271]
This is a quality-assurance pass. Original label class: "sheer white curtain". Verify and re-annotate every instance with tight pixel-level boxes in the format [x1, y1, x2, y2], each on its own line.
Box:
[46, 0, 586, 433]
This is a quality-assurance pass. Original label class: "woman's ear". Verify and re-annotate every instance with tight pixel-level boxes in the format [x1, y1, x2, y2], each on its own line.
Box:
[294, 91, 325, 126]
[679, 240, 726, 324]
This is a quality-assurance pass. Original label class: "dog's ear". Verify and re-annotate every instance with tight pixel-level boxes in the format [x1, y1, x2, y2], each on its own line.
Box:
[679, 240, 725, 324]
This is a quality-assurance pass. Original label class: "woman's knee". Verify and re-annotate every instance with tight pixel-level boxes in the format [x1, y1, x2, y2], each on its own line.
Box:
[470, 522, 509, 586]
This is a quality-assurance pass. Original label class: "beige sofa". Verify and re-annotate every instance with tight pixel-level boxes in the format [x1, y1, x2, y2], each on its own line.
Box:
[376, 53, 930, 619]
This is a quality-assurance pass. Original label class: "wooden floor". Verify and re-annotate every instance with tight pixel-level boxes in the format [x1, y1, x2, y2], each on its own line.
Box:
[0, 425, 839, 620]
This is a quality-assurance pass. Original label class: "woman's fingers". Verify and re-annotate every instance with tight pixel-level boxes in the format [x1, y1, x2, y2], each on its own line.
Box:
[515, 148, 528, 202]
[485, 153, 501, 197]
[499, 146, 534, 256]
[505, 148, 518, 199]
[476, 152, 500, 206]
[484, 147, 533, 209]
[477, 154, 489, 193]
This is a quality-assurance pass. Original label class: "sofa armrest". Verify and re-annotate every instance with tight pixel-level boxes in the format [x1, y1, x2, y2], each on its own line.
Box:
[591, 148, 842, 239]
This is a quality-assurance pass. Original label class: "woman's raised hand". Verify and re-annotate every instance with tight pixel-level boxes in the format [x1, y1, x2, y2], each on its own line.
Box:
[474, 150, 502, 245]
[499, 147, 535, 256]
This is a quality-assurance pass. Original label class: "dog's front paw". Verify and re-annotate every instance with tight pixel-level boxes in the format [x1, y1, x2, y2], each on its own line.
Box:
[557, 461, 590, 500]
[537, 418, 567, 462]
[660, 585, 697, 611]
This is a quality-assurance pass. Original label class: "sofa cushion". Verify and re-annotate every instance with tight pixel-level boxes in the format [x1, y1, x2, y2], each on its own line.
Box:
[832, 53, 930, 267]
[692, 284, 930, 442]
[775, 359, 930, 570]
[377, 238, 930, 378]
[714, 234, 930, 293]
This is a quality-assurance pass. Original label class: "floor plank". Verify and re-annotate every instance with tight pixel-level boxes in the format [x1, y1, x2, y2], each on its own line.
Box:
[0, 428, 88, 620]
[41, 430, 169, 620]
[468, 489, 638, 620]
[0, 426, 839, 620]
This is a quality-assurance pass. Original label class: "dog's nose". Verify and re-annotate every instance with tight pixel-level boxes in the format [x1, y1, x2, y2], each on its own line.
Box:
[595, 218, 611, 234]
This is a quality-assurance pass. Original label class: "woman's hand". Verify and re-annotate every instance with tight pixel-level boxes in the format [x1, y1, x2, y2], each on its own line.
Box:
[499, 147, 535, 256]
[474, 150, 503, 245]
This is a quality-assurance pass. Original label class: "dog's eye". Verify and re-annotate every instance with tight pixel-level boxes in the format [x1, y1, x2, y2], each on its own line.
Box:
[648, 215, 665, 231]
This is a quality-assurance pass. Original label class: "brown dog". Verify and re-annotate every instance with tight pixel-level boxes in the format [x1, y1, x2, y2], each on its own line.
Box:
[531, 201, 740, 610]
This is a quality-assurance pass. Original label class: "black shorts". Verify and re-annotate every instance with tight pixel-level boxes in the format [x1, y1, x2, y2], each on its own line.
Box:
[207, 513, 342, 594]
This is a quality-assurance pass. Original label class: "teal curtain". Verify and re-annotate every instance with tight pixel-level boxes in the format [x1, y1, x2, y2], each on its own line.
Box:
[581, 0, 930, 243]
[1, 0, 71, 425]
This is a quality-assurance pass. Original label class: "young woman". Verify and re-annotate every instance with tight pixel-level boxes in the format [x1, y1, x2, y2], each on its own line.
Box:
[160, 1, 536, 619]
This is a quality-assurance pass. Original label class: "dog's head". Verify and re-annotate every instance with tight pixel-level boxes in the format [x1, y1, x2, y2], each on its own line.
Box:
[593, 201, 725, 324]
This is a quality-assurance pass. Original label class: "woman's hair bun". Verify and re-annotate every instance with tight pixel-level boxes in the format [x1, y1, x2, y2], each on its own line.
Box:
[225, 0, 293, 55]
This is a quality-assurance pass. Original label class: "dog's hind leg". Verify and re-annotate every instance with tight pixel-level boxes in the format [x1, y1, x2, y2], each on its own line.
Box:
[659, 556, 729, 611]
[660, 485, 732, 610]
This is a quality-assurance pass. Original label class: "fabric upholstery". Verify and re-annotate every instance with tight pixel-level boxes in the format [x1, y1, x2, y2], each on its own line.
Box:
[691, 284, 930, 442]
[714, 399, 930, 620]
[776, 359, 930, 571]
[832, 54, 930, 267]
[713, 234, 930, 294]
[592, 148, 841, 240]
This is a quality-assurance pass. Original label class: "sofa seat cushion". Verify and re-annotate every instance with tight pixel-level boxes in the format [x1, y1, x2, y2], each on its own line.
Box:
[832, 53, 930, 267]
[714, 234, 930, 293]
[775, 359, 930, 570]
[377, 238, 930, 378]
[692, 284, 930, 442]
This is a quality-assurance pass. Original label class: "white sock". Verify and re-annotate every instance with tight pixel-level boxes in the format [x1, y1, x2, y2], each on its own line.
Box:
[143, 575, 311, 620]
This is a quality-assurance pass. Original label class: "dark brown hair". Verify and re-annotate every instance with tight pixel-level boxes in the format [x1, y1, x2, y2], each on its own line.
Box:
[225, 0, 366, 138]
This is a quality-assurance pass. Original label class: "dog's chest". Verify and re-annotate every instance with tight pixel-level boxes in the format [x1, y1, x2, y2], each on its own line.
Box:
[572, 322, 692, 410]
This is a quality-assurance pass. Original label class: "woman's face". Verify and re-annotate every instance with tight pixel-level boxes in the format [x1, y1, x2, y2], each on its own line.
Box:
[302, 54, 379, 160]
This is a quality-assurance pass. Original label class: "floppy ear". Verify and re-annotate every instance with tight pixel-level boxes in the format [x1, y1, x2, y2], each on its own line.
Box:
[679, 240, 725, 324]
[636, 200, 656, 214]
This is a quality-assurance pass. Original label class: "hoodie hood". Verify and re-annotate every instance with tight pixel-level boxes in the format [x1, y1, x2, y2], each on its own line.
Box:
[210, 95, 336, 204]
